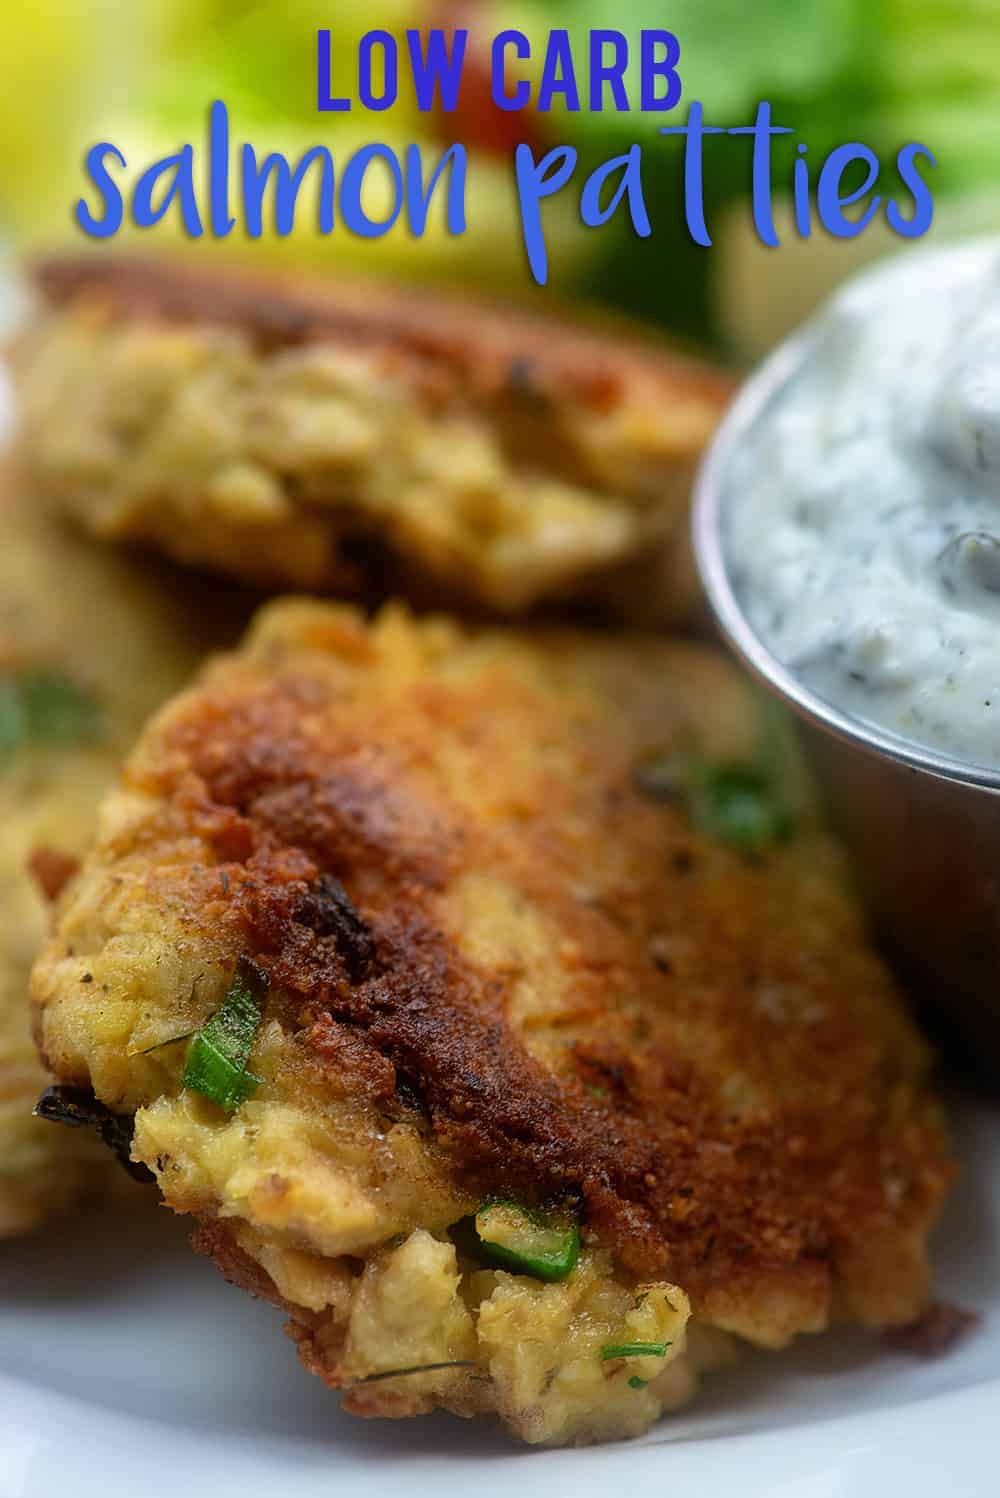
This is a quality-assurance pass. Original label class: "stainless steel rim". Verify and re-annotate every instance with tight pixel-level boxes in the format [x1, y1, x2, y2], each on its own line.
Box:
[691, 327, 1000, 795]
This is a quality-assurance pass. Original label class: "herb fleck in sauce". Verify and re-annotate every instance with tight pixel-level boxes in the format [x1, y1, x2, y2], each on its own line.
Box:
[727, 241, 1000, 769]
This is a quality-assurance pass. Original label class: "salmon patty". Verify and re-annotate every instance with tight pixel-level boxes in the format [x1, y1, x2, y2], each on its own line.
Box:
[31, 601, 951, 1442]
[15, 256, 733, 621]
[0, 469, 246, 1234]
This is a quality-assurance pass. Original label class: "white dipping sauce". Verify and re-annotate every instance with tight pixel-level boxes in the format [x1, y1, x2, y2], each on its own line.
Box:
[726, 239, 1000, 770]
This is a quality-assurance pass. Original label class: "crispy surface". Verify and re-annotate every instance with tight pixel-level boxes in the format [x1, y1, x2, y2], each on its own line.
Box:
[32, 601, 951, 1441]
[0, 468, 247, 1234]
[16, 255, 733, 620]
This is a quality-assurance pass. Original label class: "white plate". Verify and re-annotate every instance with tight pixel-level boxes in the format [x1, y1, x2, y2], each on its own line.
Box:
[1, 1088, 995, 1498]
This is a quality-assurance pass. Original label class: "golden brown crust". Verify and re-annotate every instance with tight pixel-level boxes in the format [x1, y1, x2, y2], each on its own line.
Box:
[33, 602, 952, 1343]
[166, 688, 946, 1317]
[192, 1216, 288, 1310]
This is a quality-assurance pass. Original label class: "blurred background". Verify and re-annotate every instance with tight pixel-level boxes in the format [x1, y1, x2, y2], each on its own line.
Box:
[1, 0, 998, 360]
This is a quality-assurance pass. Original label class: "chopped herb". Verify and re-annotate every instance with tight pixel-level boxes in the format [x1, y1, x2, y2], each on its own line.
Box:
[600, 1341, 669, 1361]
[628, 1375, 648, 1389]
[21, 670, 101, 744]
[473, 1201, 580, 1282]
[34, 1084, 154, 1183]
[689, 763, 792, 854]
[182, 958, 268, 1112]
[0, 678, 27, 757]
[133, 1028, 197, 1056]
[0, 668, 101, 762]
[349, 1360, 475, 1386]
[633, 744, 793, 856]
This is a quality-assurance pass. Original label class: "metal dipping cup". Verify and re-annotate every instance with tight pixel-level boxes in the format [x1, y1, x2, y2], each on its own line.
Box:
[693, 331, 1000, 1078]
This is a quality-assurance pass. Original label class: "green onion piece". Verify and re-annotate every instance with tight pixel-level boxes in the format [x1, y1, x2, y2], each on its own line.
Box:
[0, 678, 30, 761]
[18, 670, 102, 746]
[182, 959, 267, 1112]
[134, 1028, 196, 1057]
[633, 746, 793, 856]
[628, 1375, 648, 1390]
[182, 1035, 261, 1112]
[689, 763, 792, 854]
[473, 1201, 580, 1282]
[0, 678, 27, 760]
[351, 1360, 475, 1386]
[0, 669, 101, 762]
[600, 1341, 669, 1361]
